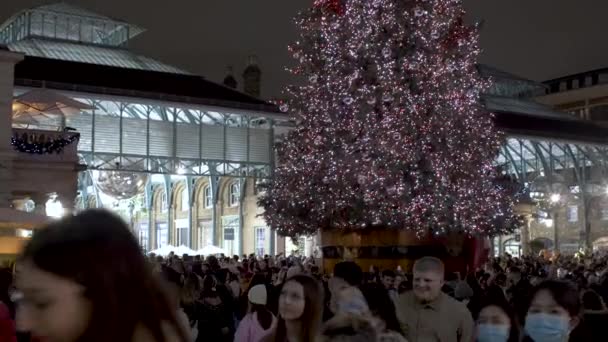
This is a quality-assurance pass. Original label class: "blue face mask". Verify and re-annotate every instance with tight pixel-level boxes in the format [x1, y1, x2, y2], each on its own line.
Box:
[476, 323, 509, 342]
[525, 313, 570, 342]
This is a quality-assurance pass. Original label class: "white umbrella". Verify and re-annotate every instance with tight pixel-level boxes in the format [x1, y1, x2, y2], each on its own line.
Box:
[174, 245, 196, 256]
[148, 245, 175, 256]
[196, 245, 227, 256]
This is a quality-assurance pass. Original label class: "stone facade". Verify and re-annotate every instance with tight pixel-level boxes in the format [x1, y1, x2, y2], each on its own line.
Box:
[129, 176, 286, 256]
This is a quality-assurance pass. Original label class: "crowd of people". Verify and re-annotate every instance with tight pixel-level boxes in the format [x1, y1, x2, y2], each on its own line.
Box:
[0, 209, 608, 341]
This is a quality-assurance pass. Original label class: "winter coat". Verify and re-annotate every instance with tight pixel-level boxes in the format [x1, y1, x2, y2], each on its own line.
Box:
[234, 312, 277, 342]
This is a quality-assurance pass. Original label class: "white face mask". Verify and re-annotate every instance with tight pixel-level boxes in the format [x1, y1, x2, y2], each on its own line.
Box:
[525, 313, 571, 342]
[477, 323, 509, 342]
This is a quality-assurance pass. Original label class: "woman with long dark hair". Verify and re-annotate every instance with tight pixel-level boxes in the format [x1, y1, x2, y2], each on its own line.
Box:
[195, 274, 234, 342]
[360, 282, 404, 336]
[262, 274, 323, 342]
[14, 209, 189, 342]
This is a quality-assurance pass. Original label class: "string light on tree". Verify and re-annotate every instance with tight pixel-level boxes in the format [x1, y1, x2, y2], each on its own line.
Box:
[260, 0, 518, 238]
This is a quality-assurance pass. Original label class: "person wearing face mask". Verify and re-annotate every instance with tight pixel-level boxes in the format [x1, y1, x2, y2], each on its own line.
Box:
[475, 299, 520, 342]
[396, 257, 474, 342]
[523, 280, 581, 342]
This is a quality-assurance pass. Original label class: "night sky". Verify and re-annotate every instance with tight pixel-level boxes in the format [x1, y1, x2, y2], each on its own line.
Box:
[1, 0, 606, 98]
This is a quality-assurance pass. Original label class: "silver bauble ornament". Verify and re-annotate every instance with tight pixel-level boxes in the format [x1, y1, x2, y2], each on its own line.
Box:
[92, 171, 148, 200]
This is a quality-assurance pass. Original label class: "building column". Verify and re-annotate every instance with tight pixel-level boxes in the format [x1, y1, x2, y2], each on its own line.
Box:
[148, 199, 156, 250]
[210, 174, 219, 246]
[0, 51, 24, 208]
[191, 180, 199, 250]
[163, 175, 173, 245]
[238, 178, 246, 256]
[514, 203, 535, 256]
[269, 229, 276, 255]
[521, 215, 532, 256]
[186, 176, 193, 248]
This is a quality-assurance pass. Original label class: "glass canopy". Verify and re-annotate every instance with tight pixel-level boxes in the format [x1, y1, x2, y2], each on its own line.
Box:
[0, 3, 143, 47]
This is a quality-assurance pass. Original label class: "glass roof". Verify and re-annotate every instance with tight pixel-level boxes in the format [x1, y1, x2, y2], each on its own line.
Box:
[0, 3, 144, 47]
[9, 38, 189, 74]
[497, 137, 602, 178]
[32, 3, 127, 22]
[483, 95, 576, 121]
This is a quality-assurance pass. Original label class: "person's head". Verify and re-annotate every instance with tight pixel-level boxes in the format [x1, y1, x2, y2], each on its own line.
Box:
[454, 281, 474, 302]
[15, 210, 187, 342]
[277, 274, 323, 342]
[201, 274, 220, 299]
[581, 289, 607, 312]
[494, 273, 507, 288]
[525, 280, 581, 342]
[507, 266, 522, 286]
[381, 270, 396, 290]
[248, 273, 269, 291]
[476, 299, 519, 342]
[394, 274, 404, 287]
[181, 273, 201, 305]
[247, 284, 273, 330]
[329, 261, 363, 296]
[331, 286, 369, 317]
[215, 268, 229, 285]
[320, 314, 379, 342]
[412, 257, 445, 302]
[286, 264, 303, 279]
[207, 255, 220, 271]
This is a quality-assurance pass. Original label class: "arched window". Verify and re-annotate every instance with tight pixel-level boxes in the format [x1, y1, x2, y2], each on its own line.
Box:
[203, 185, 213, 209]
[229, 182, 240, 207]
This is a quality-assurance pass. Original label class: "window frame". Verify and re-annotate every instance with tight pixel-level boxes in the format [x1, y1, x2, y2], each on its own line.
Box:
[229, 182, 240, 207]
[203, 185, 213, 209]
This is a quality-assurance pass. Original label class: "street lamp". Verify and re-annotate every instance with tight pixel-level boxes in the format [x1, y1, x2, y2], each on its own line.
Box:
[550, 193, 561, 204]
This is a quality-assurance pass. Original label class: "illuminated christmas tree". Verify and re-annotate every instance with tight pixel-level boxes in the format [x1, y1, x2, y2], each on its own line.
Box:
[260, 0, 517, 237]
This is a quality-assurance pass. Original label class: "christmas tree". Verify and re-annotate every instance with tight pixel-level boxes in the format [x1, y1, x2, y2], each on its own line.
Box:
[260, 0, 517, 238]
